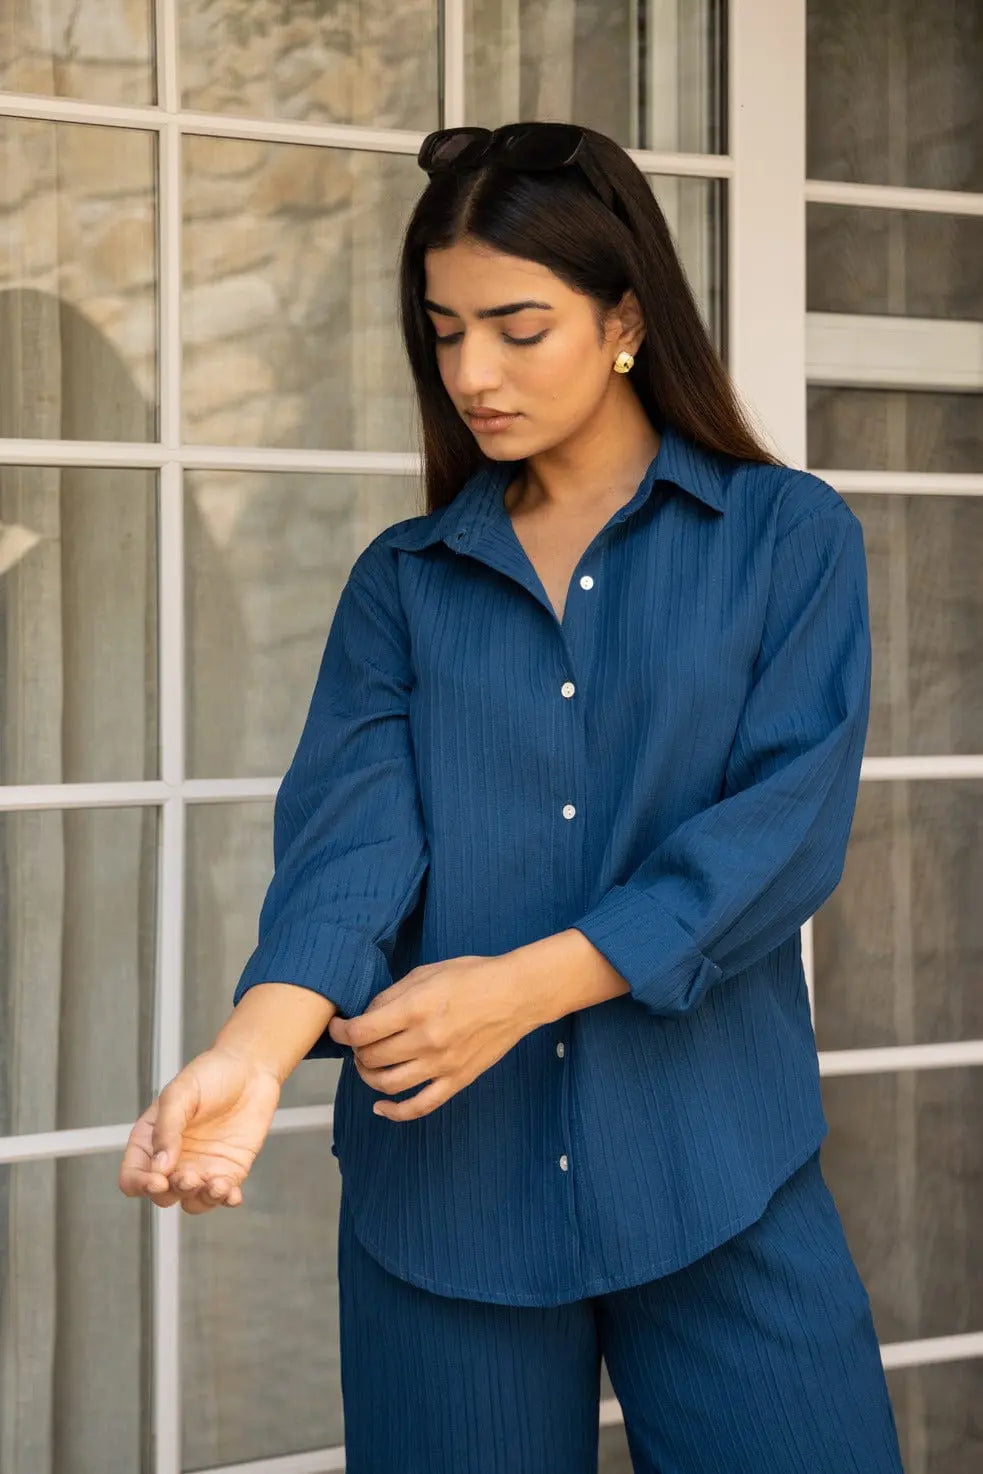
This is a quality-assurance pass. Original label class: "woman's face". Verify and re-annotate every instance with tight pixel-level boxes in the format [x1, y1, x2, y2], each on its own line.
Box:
[423, 236, 637, 458]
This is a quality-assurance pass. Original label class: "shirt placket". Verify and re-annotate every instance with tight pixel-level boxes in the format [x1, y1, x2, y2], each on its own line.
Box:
[450, 487, 646, 1291]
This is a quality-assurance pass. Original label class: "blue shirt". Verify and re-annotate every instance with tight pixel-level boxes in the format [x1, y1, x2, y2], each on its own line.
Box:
[233, 420, 872, 1307]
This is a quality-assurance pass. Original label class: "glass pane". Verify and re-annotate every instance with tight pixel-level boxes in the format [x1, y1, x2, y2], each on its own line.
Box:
[648, 177, 725, 352]
[885, 1360, 983, 1474]
[807, 0, 983, 191]
[808, 387, 983, 473]
[465, 0, 727, 154]
[599, 1419, 632, 1471]
[0, 807, 157, 1135]
[0, 465, 158, 785]
[0, 119, 157, 441]
[0, 1154, 152, 1473]
[185, 800, 342, 1110]
[846, 495, 983, 759]
[808, 206, 983, 323]
[182, 137, 421, 451]
[0, 0, 155, 106]
[819, 1067, 983, 1344]
[185, 470, 421, 778]
[814, 781, 983, 1050]
[179, 0, 439, 131]
[181, 1127, 343, 1469]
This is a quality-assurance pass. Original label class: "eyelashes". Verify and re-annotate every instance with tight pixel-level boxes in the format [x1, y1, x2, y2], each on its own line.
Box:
[434, 330, 549, 347]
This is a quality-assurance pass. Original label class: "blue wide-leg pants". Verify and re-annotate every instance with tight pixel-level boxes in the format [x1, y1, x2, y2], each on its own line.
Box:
[337, 1148, 905, 1473]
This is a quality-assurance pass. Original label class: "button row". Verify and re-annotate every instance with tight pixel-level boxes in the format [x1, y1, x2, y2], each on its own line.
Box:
[555, 578, 590, 1182]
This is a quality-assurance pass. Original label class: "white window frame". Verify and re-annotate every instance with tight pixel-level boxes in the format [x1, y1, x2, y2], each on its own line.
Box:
[1, 0, 982, 1467]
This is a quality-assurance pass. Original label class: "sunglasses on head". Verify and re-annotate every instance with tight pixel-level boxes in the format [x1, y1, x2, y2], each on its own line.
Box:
[417, 122, 623, 219]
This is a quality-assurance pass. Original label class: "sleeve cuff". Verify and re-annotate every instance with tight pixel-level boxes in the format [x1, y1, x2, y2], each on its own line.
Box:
[572, 882, 723, 1016]
[232, 920, 393, 1060]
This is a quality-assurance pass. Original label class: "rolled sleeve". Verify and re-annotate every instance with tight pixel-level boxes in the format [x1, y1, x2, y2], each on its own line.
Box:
[573, 505, 872, 1017]
[233, 541, 430, 1059]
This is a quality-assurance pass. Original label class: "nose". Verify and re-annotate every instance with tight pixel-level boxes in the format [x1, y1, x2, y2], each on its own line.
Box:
[449, 332, 504, 398]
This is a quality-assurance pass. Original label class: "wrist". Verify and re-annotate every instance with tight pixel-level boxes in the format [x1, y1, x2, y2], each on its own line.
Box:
[509, 927, 630, 1027]
[215, 982, 339, 1085]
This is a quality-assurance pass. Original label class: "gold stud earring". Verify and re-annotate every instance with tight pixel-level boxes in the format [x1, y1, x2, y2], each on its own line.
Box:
[613, 350, 634, 374]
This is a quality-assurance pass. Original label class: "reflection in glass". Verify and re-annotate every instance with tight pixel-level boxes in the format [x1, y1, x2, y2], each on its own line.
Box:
[885, 1359, 983, 1474]
[0, 0, 155, 106]
[185, 800, 343, 1110]
[0, 1154, 153, 1472]
[820, 1067, 983, 1344]
[807, 0, 983, 191]
[0, 465, 158, 786]
[846, 495, 983, 758]
[808, 387, 983, 473]
[808, 206, 983, 323]
[0, 807, 158, 1135]
[182, 137, 422, 451]
[647, 177, 725, 353]
[185, 470, 422, 779]
[465, 0, 726, 154]
[814, 781, 983, 1050]
[0, 118, 157, 441]
[179, 0, 439, 131]
[181, 1128, 343, 1468]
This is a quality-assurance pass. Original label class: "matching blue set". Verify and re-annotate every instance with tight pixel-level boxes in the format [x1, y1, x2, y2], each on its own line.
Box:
[235, 420, 905, 1468]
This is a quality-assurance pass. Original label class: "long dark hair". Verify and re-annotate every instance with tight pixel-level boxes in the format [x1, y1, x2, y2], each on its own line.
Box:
[398, 121, 783, 513]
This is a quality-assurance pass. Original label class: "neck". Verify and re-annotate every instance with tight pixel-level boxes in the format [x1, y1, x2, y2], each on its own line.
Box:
[506, 382, 662, 518]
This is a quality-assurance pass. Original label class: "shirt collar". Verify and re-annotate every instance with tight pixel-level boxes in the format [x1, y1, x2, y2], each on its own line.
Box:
[385, 420, 727, 553]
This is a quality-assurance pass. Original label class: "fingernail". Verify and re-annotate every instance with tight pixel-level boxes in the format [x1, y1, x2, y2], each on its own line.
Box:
[152, 1150, 167, 1167]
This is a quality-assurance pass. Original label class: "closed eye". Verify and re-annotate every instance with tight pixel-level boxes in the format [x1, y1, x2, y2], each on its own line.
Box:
[434, 330, 549, 346]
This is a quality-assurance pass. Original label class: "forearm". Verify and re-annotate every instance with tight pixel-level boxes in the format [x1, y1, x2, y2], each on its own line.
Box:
[510, 927, 630, 1027]
[215, 983, 340, 1084]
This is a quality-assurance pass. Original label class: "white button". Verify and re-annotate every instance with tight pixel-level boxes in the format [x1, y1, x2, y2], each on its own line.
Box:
[559, 1153, 569, 1171]
[560, 681, 575, 698]
[579, 574, 594, 589]
[562, 803, 576, 820]
[556, 1040, 565, 1058]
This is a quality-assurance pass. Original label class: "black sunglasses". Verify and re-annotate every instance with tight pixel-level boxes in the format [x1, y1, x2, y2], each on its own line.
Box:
[417, 122, 622, 219]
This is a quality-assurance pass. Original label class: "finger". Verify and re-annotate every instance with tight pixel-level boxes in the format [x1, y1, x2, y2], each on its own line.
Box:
[359, 1059, 430, 1095]
[151, 1075, 199, 1173]
[353, 1030, 420, 1070]
[180, 1187, 227, 1214]
[373, 1078, 452, 1121]
[344, 1002, 413, 1050]
[119, 1115, 168, 1197]
[168, 1166, 205, 1194]
[141, 1170, 186, 1207]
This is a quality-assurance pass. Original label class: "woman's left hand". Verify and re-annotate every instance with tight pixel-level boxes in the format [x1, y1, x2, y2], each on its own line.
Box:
[327, 955, 544, 1121]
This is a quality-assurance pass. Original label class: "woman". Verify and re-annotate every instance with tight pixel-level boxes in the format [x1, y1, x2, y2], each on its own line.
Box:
[120, 122, 905, 1473]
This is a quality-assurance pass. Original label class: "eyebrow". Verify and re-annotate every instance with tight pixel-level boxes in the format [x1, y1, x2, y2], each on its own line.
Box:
[423, 298, 554, 320]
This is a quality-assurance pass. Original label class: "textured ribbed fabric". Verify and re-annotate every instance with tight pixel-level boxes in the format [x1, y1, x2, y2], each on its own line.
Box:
[233, 419, 873, 1307]
[337, 1151, 904, 1474]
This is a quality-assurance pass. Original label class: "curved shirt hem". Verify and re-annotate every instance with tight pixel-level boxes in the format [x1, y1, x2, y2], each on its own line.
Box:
[339, 1131, 827, 1307]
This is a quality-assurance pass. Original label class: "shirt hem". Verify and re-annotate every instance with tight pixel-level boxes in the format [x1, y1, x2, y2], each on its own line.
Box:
[340, 1129, 827, 1307]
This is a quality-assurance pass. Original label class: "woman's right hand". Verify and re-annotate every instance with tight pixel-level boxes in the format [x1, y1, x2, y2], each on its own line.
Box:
[117, 1047, 282, 1213]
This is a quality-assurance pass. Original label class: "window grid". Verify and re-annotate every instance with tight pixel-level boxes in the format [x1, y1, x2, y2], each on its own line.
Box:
[0, 0, 981, 1466]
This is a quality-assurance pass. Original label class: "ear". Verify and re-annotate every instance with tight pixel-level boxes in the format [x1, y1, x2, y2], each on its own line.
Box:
[604, 289, 646, 356]
[617, 289, 646, 355]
